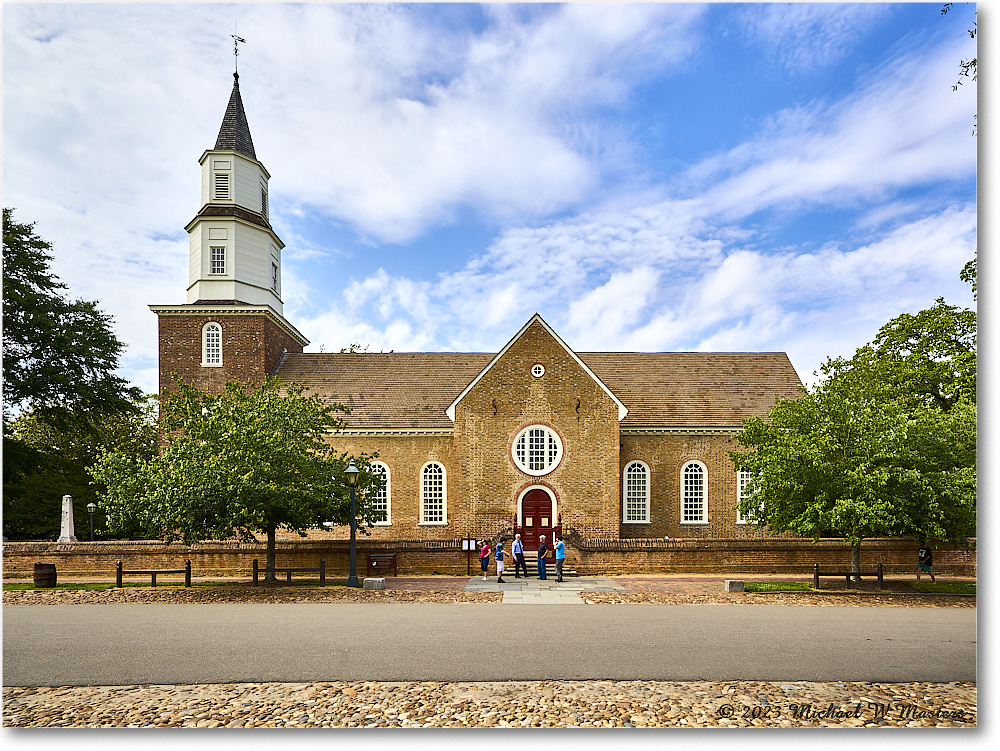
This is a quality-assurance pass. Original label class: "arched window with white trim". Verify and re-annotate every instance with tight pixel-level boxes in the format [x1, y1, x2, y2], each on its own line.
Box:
[420, 462, 447, 524]
[623, 460, 650, 523]
[681, 461, 707, 524]
[369, 461, 391, 525]
[202, 322, 222, 366]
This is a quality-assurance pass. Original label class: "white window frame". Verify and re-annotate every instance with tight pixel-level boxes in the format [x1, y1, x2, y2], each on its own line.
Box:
[419, 461, 447, 525]
[201, 322, 222, 367]
[369, 461, 391, 526]
[210, 246, 226, 275]
[680, 460, 708, 525]
[261, 185, 268, 218]
[511, 425, 563, 477]
[622, 460, 651, 524]
[213, 172, 231, 200]
[736, 470, 761, 525]
[271, 262, 279, 292]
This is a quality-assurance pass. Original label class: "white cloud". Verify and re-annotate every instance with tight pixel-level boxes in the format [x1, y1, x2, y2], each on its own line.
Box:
[739, 3, 891, 73]
[692, 40, 977, 219]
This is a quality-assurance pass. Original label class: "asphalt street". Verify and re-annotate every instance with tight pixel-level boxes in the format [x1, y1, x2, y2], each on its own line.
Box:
[3, 602, 976, 686]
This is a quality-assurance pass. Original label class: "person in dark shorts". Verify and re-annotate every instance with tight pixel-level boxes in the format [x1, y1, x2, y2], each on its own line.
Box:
[916, 543, 936, 582]
[479, 540, 491, 581]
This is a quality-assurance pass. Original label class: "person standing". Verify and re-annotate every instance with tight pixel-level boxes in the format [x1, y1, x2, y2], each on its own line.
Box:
[479, 540, 491, 581]
[554, 534, 566, 582]
[916, 543, 936, 582]
[536, 535, 548, 580]
[512, 533, 528, 578]
[495, 539, 508, 584]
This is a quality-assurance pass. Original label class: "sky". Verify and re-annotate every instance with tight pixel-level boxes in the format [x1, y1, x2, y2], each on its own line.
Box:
[2, 1, 979, 397]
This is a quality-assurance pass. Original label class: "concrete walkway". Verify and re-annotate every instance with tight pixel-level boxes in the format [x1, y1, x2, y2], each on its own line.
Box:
[464, 575, 626, 603]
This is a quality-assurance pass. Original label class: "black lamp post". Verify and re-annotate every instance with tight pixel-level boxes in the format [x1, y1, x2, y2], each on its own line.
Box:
[345, 459, 360, 587]
[86, 502, 97, 541]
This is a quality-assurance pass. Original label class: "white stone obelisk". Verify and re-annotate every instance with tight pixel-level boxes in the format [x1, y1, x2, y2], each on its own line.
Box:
[57, 494, 77, 542]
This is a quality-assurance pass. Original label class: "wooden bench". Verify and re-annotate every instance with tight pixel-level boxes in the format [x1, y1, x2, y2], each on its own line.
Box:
[252, 558, 326, 586]
[813, 562, 883, 589]
[116, 560, 191, 587]
[367, 554, 397, 577]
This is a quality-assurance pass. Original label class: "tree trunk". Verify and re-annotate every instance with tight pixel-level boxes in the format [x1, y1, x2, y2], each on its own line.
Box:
[265, 526, 277, 582]
[850, 540, 861, 582]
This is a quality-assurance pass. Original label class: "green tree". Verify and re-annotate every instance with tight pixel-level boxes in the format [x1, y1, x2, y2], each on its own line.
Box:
[732, 358, 975, 574]
[2, 397, 159, 540]
[2, 207, 141, 424]
[855, 297, 976, 412]
[90, 378, 384, 580]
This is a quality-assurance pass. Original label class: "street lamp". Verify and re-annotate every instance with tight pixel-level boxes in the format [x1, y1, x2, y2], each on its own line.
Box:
[86, 502, 97, 541]
[345, 459, 360, 587]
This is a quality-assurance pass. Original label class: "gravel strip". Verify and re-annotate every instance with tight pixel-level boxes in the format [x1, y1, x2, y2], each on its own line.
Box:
[2, 585, 501, 606]
[2, 585, 973, 607]
[2, 680, 976, 727]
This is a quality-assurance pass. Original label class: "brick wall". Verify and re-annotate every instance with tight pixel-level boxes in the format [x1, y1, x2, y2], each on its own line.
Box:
[157, 311, 303, 394]
[2, 538, 975, 578]
[620, 434, 776, 539]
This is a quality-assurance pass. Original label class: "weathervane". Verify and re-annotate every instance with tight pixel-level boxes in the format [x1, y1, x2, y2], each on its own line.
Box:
[231, 25, 246, 73]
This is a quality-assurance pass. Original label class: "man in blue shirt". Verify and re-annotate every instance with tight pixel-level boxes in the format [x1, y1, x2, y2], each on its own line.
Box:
[512, 533, 528, 578]
[536, 535, 548, 579]
[554, 535, 566, 582]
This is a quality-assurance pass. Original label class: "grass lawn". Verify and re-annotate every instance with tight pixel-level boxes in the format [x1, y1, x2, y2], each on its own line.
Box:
[909, 580, 976, 595]
[744, 581, 813, 592]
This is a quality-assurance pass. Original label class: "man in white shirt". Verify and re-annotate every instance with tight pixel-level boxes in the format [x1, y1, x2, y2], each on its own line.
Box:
[512, 533, 528, 578]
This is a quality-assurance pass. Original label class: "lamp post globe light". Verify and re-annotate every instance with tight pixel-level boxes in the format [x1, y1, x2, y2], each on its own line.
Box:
[345, 459, 360, 587]
[86, 502, 97, 542]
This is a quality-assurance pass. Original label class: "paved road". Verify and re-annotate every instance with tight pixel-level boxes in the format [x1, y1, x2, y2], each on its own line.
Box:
[3, 603, 976, 686]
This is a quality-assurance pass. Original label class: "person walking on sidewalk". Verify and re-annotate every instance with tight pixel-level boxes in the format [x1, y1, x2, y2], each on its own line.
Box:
[554, 535, 566, 582]
[495, 540, 509, 583]
[479, 540, 491, 581]
[512, 533, 528, 578]
[537, 535, 548, 580]
[916, 543, 936, 582]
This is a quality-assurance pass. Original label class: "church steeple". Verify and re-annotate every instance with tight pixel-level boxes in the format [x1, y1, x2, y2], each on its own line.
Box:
[214, 72, 256, 160]
[150, 65, 307, 400]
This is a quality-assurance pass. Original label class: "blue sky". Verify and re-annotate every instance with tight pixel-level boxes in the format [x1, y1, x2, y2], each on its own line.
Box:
[2, 2, 978, 396]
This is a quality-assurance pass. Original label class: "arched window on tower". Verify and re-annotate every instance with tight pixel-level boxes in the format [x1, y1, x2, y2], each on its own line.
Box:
[202, 322, 222, 366]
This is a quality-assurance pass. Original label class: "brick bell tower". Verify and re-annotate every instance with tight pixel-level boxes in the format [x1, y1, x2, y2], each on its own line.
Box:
[150, 71, 308, 395]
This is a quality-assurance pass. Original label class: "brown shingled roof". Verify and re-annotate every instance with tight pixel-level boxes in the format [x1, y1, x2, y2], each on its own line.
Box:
[275, 351, 802, 430]
[214, 72, 257, 160]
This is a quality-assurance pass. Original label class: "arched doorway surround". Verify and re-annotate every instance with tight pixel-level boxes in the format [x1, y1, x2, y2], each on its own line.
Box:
[516, 485, 558, 551]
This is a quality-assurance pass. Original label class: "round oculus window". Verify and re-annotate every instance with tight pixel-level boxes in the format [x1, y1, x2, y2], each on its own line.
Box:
[512, 425, 563, 476]
[531, 363, 545, 378]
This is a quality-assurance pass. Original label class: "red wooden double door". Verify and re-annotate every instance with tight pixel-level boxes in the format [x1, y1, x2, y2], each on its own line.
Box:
[519, 489, 553, 551]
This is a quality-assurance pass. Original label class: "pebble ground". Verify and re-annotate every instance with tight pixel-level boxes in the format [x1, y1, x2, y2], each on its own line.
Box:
[3, 576, 976, 728]
[3, 680, 976, 728]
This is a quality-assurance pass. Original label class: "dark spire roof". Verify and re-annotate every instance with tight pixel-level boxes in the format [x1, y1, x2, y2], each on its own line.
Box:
[214, 72, 256, 160]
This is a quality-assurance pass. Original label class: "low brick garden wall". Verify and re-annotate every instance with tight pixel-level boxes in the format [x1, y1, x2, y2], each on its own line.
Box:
[2, 537, 975, 579]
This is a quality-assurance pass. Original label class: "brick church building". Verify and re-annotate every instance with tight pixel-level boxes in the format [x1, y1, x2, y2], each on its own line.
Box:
[151, 73, 804, 553]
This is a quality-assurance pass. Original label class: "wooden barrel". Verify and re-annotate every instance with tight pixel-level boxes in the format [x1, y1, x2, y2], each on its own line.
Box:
[33, 562, 57, 588]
